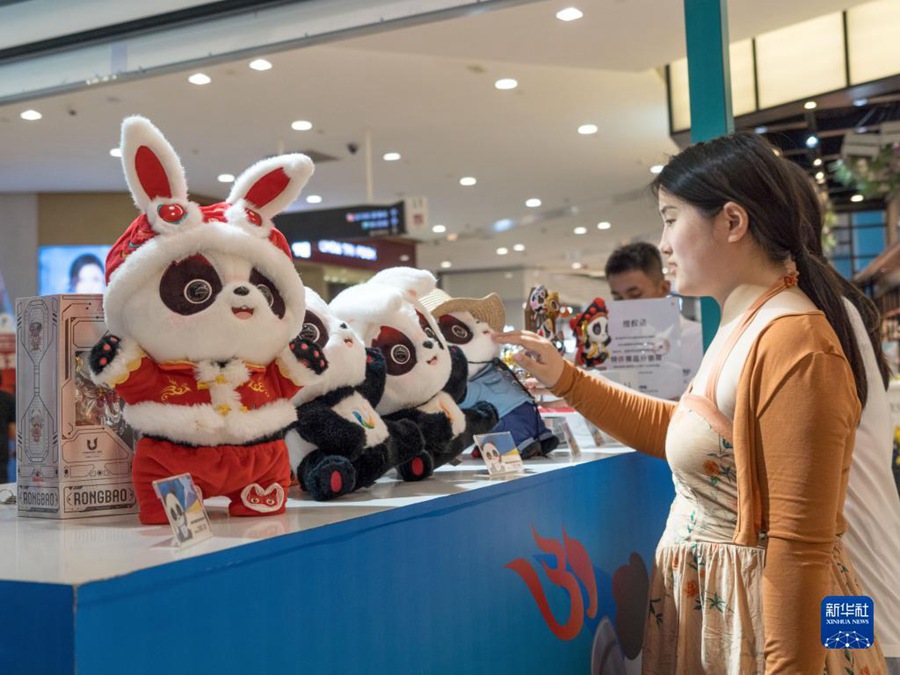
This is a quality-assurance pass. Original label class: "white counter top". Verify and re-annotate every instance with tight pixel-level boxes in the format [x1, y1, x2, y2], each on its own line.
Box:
[0, 445, 634, 586]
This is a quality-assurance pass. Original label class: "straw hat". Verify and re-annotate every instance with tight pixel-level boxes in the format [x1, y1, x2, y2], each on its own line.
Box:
[420, 289, 506, 332]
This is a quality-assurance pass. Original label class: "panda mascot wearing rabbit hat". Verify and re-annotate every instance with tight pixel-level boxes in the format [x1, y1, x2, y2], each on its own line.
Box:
[90, 116, 327, 524]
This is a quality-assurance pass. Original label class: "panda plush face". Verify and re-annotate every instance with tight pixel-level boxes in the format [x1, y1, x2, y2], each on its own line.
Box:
[437, 310, 498, 378]
[293, 288, 366, 404]
[103, 116, 312, 366]
[117, 241, 299, 364]
[329, 267, 451, 416]
[586, 314, 611, 348]
[370, 303, 451, 414]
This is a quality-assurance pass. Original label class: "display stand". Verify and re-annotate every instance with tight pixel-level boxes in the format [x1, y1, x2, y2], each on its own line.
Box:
[0, 448, 673, 675]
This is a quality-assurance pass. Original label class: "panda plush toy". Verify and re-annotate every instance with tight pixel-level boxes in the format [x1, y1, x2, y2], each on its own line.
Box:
[421, 289, 559, 459]
[570, 298, 611, 368]
[285, 288, 423, 501]
[90, 116, 326, 524]
[330, 267, 498, 481]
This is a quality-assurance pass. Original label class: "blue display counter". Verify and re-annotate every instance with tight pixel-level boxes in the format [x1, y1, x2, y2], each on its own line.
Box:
[0, 448, 673, 675]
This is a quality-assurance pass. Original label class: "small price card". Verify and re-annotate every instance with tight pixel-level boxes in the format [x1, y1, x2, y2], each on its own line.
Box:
[152, 473, 213, 548]
[474, 431, 525, 476]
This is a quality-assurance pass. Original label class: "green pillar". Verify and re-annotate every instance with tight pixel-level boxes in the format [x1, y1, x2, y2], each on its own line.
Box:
[683, 0, 733, 348]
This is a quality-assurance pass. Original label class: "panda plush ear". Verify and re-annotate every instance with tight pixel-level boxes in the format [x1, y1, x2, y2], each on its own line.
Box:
[120, 116, 189, 213]
[368, 267, 436, 300]
[330, 283, 405, 345]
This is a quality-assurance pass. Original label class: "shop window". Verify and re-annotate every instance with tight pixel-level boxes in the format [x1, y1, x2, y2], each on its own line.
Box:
[827, 209, 886, 279]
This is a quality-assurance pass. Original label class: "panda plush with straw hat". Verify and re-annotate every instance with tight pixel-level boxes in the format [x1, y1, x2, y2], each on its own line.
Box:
[90, 116, 326, 524]
[421, 289, 559, 459]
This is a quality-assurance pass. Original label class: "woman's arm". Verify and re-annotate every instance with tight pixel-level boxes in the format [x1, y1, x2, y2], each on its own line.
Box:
[551, 361, 673, 459]
[494, 330, 674, 458]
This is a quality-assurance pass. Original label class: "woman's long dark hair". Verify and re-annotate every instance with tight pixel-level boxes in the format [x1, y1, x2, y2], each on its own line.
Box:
[651, 132, 869, 403]
[782, 158, 890, 392]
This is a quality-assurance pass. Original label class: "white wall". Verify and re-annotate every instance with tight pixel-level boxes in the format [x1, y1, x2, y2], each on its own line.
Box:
[0, 194, 38, 307]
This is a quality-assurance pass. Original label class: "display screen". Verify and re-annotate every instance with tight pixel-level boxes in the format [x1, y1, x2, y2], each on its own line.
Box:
[38, 245, 111, 295]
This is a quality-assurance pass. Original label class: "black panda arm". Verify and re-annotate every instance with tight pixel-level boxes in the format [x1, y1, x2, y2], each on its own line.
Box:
[443, 345, 470, 402]
[294, 400, 366, 456]
[357, 348, 387, 407]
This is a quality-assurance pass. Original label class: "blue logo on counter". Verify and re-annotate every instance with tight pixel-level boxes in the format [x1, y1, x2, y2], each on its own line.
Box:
[821, 596, 874, 649]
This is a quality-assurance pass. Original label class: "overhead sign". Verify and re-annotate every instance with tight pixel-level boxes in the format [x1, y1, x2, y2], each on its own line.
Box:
[275, 197, 428, 240]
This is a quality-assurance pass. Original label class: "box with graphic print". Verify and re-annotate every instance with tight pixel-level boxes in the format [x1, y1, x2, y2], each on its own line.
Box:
[15, 295, 137, 518]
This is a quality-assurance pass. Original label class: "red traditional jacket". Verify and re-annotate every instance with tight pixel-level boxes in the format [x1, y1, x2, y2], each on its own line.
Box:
[109, 351, 302, 447]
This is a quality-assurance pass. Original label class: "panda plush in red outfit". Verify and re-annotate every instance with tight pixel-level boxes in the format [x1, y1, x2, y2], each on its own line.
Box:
[90, 116, 326, 524]
[330, 267, 498, 481]
[285, 288, 423, 500]
[570, 298, 611, 368]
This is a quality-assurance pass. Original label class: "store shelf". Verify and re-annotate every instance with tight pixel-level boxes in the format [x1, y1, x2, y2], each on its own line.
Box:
[0, 447, 673, 675]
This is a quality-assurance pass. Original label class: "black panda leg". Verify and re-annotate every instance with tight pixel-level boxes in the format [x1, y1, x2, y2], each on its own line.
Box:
[396, 451, 435, 482]
[352, 443, 391, 490]
[298, 450, 357, 501]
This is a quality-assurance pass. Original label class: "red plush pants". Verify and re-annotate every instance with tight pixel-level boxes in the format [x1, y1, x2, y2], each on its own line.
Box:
[132, 436, 291, 524]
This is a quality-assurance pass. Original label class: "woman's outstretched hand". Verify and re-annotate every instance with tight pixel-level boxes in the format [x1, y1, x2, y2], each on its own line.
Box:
[493, 330, 566, 389]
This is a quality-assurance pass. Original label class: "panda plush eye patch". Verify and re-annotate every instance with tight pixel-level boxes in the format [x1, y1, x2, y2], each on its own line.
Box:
[437, 314, 473, 345]
[300, 310, 328, 349]
[416, 310, 443, 349]
[373, 326, 418, 376]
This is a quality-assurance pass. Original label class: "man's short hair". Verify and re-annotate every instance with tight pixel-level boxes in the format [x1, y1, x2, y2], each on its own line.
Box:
[604, 242, 664, 280]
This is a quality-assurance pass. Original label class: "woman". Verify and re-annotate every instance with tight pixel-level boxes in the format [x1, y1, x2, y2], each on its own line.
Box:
[498, 133, 886, 673]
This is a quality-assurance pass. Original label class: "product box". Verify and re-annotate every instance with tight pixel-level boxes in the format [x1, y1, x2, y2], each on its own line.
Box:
[15, 295, 137, 518]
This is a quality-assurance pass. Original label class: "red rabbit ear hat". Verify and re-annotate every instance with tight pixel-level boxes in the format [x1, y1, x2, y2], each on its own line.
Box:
[570, 297, 608, 334]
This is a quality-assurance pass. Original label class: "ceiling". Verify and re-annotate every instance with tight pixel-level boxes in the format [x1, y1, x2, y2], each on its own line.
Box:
[0, 0, 881, 283]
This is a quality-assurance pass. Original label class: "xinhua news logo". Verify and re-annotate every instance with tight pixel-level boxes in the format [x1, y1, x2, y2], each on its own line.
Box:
[821, 596, 874, 649]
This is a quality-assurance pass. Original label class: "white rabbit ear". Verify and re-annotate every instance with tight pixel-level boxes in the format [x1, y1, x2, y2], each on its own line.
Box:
[120, 116, 188, 212]
[228, 154, 314, 219]
[368, 267, 436, 300]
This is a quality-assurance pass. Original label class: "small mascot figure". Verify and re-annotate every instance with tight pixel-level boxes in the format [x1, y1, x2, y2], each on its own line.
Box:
[330, 268, 498, 481]
[90, 116, 326, 524]
[526, 284, 566, 354]
[570, 298, 612, 368]
[285, 288, 423, 501]
[421, 289, 558, 459]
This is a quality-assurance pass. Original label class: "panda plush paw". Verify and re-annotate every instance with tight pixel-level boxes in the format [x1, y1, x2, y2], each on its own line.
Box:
[396, 450, 435, 482]
[89, 334, 122, 374]
[289, 337, 328, 375]
[299, 453, 357, 501]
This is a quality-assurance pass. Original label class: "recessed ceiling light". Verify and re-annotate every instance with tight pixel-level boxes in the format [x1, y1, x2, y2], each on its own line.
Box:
[513, 244, 526, 252]
[571, 261, 584, 269]
[754, 125, 769, 134]
[440, 261, 452, 269]
[460, 176, 477, 186]
[20, 109, 42, 121]
[574, 226, 587, 235]
[383, 152, 401, 161]
[188, 73, 211, 85]
[494, 78, 518, 90]
[853, 98, 868, 107]
[525, 198, 542, 208]
[850, 194, 864, 203]
[597, 221, 611, 230]
[805, 135, 819, 149]
[249, 59, 272, 71]
[650, 164, 664, 174]
[306, 195, 323, 204]
[556, 7, 584, 21]
[577, 124, 598, 135]
[109, 148, 122, 158]
[399, 254, 410, 262]
[291, 120, 313, 131]
[813, 158, 823, 167]
[432, 224, 447, 234]
[814, 171, 825, 181]
[803, 100, 817, 110]
[496, 247, 509, 255]
[217, 173, 235, 183]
